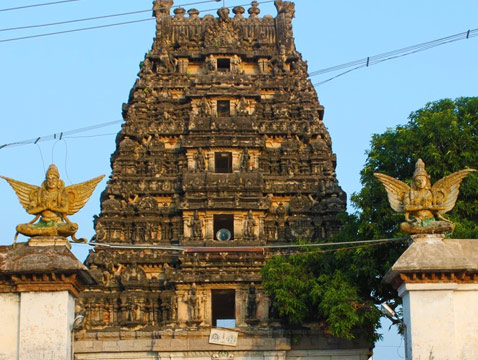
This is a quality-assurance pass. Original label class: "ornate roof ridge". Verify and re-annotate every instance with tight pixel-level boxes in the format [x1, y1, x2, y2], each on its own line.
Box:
[153, 0, 296, 21]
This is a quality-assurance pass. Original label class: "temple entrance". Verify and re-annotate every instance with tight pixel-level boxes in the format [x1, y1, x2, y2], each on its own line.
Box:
[212, 289, 235, 328]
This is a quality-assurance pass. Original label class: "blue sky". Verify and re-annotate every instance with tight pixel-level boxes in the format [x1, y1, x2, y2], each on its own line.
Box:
[1, 1, 477, 358]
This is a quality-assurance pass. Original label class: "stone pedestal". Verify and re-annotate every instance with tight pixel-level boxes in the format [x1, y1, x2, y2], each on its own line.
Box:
[0, 240, 94, 360]
[385, 235, 478, 360]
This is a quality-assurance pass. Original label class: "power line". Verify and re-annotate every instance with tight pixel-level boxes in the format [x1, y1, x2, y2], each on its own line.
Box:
[86, 237, 408, 252]
[0, 4, 475, 86]
[0, 0, 275, 43]
[0, 9, 152, 33]
[0, 120, 122, 150]
[312, 28, 478, 86]
[0, 18, 154, 43]
[0, 0, 221, 32]
[310, 29, 478, 77]
[0, 0, 80, 13]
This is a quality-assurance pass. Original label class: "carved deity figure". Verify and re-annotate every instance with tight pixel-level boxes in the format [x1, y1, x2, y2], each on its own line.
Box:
[158, 48, 177, 73]
[240, 147, 250, 171]
[185, 283, 201, 323]
[153, 0, 174, 15]
[231, 55, 242, 73]
[217, 7, 230, 22]
[197, 97, 212, 116]
[204, 8, 240, 47]
[205, 55, 216, 72]
[194, 148, 205, 172]
[275, 0, 295, 18]
[246, 283, 258, 320]
[374, 159, 475, 234]
[189, 210, 203, 239]
[244, 211, 256, 239]
[270, 45, 288, 75]
[2, 164, 104, 243]
[236, 97, 249, 116]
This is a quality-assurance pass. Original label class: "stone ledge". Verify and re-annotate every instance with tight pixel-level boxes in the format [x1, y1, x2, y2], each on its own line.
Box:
[74, 349, 370, 360]
[28, 236, 71, 249]
[75, 336, 291, 353]
[0, 242, 95, 296]
[384, 238, 478, 287]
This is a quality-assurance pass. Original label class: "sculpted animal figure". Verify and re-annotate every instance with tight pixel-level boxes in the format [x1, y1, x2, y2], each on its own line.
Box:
[374, 159, 475, 234]
[2, 164, 104, 243]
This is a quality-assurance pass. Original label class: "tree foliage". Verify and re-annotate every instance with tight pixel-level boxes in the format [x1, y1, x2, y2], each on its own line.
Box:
[261, 97, 478, 341]
[354, 97, 478, 239]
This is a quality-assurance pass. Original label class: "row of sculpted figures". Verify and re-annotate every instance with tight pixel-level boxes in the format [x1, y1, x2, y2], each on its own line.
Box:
[78, 281, 266, 330]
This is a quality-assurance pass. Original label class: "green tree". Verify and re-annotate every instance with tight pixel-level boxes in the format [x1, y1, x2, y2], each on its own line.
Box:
[354, 97, 478, 239]
[261, 97, 478, 340]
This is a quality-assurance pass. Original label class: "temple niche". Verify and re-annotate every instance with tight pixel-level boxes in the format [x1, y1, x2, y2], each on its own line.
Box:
[75, 1, 368, 359]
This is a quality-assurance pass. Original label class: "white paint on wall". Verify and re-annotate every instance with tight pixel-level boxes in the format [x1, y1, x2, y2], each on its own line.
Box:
[399, 283, 478, 360]
[0, 293, 20, 360]
[18, 291, 75, 360]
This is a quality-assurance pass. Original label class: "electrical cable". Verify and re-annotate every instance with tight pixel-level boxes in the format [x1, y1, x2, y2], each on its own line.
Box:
[0, 18, 154, 43]
[0, 0, 80, 13]
[0, 0, 276, 43]
[0, 0, 221, 32]
[65, 133, 118, 139]
[0, 120, 122, 150]
[63, 139, 73, 184]
[86, 237, 408, 252]
[0, 9, 153, 32]
[312, 28, 478, 86]
[313, 65, 365, 87]
[35, 143, 46, 174]
[309, 29, 478, 77]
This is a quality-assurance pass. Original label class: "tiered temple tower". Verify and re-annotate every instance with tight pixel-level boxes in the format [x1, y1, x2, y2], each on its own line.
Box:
[75, 1, 367, 358]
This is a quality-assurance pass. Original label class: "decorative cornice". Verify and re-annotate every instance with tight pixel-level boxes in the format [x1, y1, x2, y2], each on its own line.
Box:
[0, 272, 85, 297]
[389, 270, 478, 289]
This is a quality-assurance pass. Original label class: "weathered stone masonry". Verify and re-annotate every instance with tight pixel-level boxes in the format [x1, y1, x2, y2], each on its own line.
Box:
[75, 2, 365, 359]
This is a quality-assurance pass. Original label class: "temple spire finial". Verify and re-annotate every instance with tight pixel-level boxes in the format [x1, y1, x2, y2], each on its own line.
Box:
[153, 0, 174, 16]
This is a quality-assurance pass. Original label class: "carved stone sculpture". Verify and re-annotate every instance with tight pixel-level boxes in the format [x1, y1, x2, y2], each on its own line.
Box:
[189, 210, 203, 240]
[243, 211, 256, 240]
[374, 159, 475, 234]
[2, 164, 104, 243]
[77, 0, 347, 338]
[246, 283, 258, 321]
[185, 283, 201, 323]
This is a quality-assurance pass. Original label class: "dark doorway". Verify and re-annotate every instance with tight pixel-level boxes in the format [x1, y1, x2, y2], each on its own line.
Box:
[217, 58, 231, 72]
[217, 100, 231, 117]
[215, 152, 232, 173]
[212, 289, 235, 327]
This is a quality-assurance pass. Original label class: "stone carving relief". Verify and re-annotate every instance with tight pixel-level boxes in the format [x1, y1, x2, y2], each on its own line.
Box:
[80, 0, 347, 336]
[184, 283, 203, 324]
[246, 283, 258, 322]
[188, 211, 203, 241]
[204, 8, 241, 47]
[243, 211, 256, 241]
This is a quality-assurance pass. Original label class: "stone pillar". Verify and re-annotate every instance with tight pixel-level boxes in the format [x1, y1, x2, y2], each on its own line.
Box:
[384, 234, 478, 360]
[0, 239, 95, 360]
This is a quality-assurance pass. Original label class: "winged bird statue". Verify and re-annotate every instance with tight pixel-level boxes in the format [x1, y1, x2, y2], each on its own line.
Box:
[374, 159, 475, 234]
[2, 164, 104, 243]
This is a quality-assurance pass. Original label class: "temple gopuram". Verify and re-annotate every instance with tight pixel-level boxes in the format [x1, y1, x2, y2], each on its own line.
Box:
[75, 1, 370, 358]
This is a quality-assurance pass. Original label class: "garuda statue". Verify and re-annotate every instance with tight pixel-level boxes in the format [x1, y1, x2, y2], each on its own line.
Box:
[374, 159, 475, 234]
[2, 164, 104, 243]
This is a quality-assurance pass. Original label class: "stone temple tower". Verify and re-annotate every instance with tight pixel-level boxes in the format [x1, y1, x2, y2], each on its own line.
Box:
[75, 1, 368, 358]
